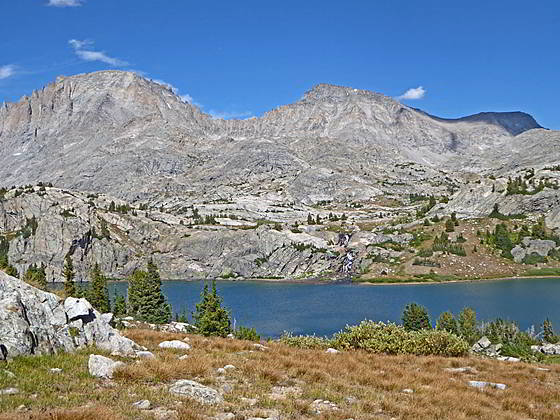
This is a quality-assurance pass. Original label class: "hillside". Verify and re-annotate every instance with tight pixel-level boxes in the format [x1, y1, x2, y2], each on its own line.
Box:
[1, 328, 559, 420]
[0, 71, 559, 282]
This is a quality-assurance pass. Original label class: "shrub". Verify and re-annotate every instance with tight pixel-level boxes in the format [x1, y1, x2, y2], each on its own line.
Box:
[234, 326, 260, 342]
[279, 332, 331, 349]
[332, 321, 411, 354]
[402, 303, 431, 331]
[330, 320, 468, 357]
[405, 330, 469, 357]
[436, 311, 458, 335]
[417, 248, 433, 258]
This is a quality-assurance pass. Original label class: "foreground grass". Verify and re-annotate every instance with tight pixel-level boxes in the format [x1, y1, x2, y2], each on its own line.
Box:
[1, 329, 559, 419]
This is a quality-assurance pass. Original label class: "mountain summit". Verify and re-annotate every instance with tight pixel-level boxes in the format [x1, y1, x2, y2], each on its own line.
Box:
[0, 70, 555, 203]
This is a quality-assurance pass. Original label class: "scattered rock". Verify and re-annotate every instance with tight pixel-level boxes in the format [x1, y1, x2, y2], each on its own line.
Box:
[178, 354, 189, 360]
[2, 369, 15, 378]
[402, 388, 414, 394]
[268, 385, 303, 400]
[169, 379, 223, 405]
[132, 399, 151, 410]
[531, 343, 560, 355]
[497, 356, 520, 362]
[0, 388, 19, 395]
[311, 399, 339, 414]
[88, 354, 125, 379]
[326, 348, 340, 354]
[444, 367, 478, 374]
[215, 414, 235, 420]
[152, 407, 179, 420]
[136, 351, 155, 359]
[217, 368, 226, 375]
[226, 333, 235, 339]
[468, 380, 507, 390]
[252, 343, 268, 351]
[224, 364, 236, 370]
[158, 340, 191, 350]
[49, 368, 62, 374]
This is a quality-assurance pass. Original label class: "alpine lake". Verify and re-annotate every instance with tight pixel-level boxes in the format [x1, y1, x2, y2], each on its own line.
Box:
[107, 277, 560, 338]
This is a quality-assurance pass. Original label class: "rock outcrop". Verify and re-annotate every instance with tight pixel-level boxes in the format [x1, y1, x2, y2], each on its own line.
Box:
[0, 271, 144, 360]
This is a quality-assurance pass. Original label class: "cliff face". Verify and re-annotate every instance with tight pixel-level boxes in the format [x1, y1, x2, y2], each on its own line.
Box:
[0, 71, 553, 205]
[0, 71, 558, 281]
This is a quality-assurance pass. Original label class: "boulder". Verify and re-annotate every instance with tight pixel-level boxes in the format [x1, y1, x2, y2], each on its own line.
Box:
[0, 271, 144, 360]
[531, 343, 560, 355]
[158, 340, 191, 350]
[169, 379, 223, 405]
[468, 380, 507, 390]
[88, 354, 125, 379]
[132, 400, 151, 410]
[0, 388, 19, 395]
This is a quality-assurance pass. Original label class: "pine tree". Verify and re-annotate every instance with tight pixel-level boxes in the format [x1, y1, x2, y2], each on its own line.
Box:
[401, 303, 431, 331]
[127, 259, 171, 324]
[543, 318, 555, 343]
[193, 280, 232, 337]
[436, 311, 458, 335]
[89, 263, 110, 313]
[458, 307, 478, 344]
[63, 255, 76, 297]
[113, 293, 127, 316]
[23, 263, 47, 290]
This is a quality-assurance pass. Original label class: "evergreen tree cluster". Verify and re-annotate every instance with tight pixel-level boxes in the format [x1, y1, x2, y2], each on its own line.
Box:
[431, 232, 466, 256]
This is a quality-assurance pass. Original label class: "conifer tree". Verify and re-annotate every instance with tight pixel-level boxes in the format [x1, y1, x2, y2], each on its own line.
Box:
[113, 293, 127, 316]
[193, 280, 232, 337]
[23, 263, 47, 290]
[89, 263, 110, 313]
[63, 255, 76, 297]
[127, 258, 171, 324]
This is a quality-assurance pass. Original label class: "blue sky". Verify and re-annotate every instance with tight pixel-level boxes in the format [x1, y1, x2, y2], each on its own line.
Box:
[1, 0, 559, 127]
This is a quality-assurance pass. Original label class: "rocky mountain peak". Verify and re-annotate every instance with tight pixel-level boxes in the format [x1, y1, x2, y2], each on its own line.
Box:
[301, 83, 391, 105]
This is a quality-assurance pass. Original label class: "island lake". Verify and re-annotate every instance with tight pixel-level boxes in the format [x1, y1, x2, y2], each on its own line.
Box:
[106, 277, 560, 338]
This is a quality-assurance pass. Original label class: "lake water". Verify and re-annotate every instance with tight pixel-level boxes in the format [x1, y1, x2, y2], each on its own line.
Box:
[108, 278, 560, 338]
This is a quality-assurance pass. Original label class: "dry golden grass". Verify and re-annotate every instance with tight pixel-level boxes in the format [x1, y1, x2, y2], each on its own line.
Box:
[1, 329, 559, 419]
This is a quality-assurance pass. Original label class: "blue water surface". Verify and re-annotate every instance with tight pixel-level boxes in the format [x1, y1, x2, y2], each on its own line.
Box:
[108, 278, 560, 338]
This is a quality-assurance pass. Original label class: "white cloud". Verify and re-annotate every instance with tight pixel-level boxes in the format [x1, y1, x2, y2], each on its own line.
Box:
[398, 86, 426, 100]
[68, 39, 92, 50]
[0, 64, 16, 80]
[47, 0, 84, 7]
[69, 39, 128, 66]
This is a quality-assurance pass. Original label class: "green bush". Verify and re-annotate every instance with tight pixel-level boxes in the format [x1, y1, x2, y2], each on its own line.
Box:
[402, 303, 431, 331]
[234, 326, 260, 342]
[331, 320, 468, 357]
[405, 330, 469, 357]
[332, 321, 411, 354]
[279, 332, 331, 349]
